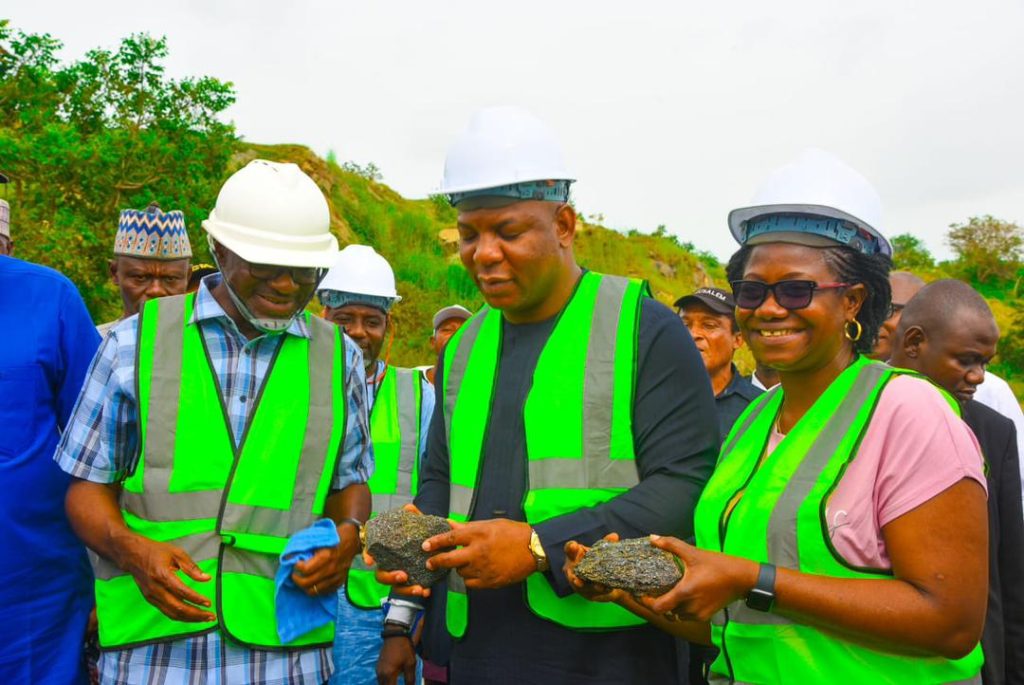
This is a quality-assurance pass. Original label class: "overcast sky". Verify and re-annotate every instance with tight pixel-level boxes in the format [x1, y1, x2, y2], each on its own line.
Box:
[9, 0, 1024, 260]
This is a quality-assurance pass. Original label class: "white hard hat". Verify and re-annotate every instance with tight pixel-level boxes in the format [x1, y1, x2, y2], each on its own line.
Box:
[439, 106, 575, 197]
[728, 148, 890, 257]
[202, 159, 338, 268]
[318, 244, 401, 302]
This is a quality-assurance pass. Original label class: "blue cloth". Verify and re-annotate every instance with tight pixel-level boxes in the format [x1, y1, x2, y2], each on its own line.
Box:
[331, 363, 433, 684]
[54, 274, 374, 685]
[331, 593, 422, 685]
[0, 256, 100, 685]
[331, 593, 384, 685]
[275, 519, 341, 643]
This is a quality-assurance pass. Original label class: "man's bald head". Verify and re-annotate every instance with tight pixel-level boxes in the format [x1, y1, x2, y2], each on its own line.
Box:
[890, 271, 926, 304]
[897, 279, 994, 338]
[891, 279, 999, 402]
[870, 271, 927, 360]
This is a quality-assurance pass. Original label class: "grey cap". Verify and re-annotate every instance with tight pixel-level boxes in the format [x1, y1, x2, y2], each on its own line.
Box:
[432, 304, 472, 331]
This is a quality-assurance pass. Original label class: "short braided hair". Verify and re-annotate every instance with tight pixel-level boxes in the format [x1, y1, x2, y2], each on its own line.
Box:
[726, 244, 892, 355]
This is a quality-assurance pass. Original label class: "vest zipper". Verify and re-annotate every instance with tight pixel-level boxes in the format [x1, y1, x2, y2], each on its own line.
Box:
[201, 330, 285, 647]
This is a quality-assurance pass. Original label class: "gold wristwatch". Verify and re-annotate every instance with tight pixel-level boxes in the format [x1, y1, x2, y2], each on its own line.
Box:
[529, 529, 550, 572]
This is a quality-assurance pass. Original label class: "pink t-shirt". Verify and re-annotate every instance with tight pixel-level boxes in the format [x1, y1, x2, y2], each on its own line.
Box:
[766, 375, 987, 570]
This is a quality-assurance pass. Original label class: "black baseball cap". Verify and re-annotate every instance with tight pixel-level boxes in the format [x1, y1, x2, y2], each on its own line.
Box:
[674, 287, 736, 316]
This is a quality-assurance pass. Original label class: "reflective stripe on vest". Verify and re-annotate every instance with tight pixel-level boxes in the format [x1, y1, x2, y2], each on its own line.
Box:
[91, 293, 346, 649]
[441, 272, 648, 637]
[347, 365, 424, 610]
[694, 357, 982, 685]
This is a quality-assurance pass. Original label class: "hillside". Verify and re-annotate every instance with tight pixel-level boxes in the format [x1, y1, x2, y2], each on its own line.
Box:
[5, 138, 1020, 393]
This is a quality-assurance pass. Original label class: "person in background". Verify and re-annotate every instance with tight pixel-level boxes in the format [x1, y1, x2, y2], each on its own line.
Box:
[371, 106, 718, 685]
[319, 244, 434, 685]
[96, 202, 192, 337]
[56, 160, 372, 685]
[676, 286, 762, 441]
[750, 361, 779, 391]
[424, 304, 472, 385]
[976, 372, 1024, 506]
[891, 278, 1024, 685]
[870, 271, 925, 362]
[0, 174, 14, 256]
[568, 148, 988, 684]
[187, 263, 217, 293]
[872, 268, 1024, 509]
[1, 191, 102, 684]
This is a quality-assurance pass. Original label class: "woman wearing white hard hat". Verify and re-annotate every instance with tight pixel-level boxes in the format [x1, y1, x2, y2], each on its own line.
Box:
[59, 159, 374, 685]
[318, 244, 435, 685]
[568, 149, 987, 684]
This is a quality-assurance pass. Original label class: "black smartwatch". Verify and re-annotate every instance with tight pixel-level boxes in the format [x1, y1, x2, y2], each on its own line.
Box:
[745, 562, 776, 612]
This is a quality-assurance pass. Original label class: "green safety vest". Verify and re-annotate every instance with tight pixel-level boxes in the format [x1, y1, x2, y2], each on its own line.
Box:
[346, 365, 424, 609]
[91, 293, 347, 649]
[441, 271, 649, 638]
[694, 356, 983, 685]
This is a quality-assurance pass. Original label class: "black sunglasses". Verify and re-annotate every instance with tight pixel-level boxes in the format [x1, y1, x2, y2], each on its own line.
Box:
[731, 280, 850, 311]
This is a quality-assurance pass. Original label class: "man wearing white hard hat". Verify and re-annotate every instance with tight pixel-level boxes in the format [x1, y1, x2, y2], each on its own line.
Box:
[57, 159, 374, 685]
[316, 244, 434, 685]
[368, 106, 718, 684]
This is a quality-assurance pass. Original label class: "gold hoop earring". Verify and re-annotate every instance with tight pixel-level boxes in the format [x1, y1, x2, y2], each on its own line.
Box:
[844, 319, 863, 342]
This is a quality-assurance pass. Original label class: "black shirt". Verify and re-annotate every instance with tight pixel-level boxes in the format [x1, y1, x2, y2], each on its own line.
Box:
[961, 400, 1024, 685]
[415, 297, 719, 685]
[713, 365, 763, 445]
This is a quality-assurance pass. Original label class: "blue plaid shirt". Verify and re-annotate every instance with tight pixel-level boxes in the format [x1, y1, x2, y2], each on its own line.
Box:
[55, 275, 373, 685]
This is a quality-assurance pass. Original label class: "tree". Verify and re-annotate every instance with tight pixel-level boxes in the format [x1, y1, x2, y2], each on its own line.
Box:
[946, 215, 1024, 284]
[0, 23, 237, 317]
[890, 233, 935, 271]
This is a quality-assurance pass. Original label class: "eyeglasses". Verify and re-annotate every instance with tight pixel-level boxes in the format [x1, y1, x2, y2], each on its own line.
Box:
[247, 262, 322, 285]
[731, 280, 850, 311]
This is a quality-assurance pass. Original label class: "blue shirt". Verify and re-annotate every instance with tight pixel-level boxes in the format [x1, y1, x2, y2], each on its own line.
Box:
[55, 275, 374, 685]
[0, 256, 100, 685]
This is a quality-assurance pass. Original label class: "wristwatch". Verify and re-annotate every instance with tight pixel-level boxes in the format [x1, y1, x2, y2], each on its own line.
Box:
[340, 517, 364, 550]
[528, 529, 550, 572]
[745, 562, 777, 612]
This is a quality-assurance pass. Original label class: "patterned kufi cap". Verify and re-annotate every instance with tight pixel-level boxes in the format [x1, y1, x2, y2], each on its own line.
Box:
[114, 203, 192, 259]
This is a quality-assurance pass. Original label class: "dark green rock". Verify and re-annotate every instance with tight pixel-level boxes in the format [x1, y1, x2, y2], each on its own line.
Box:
[574, 537, 682, 597]
[364, 509, 451, 587]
